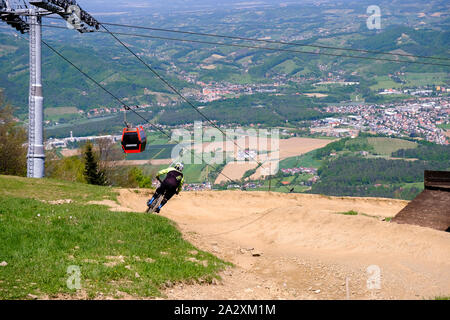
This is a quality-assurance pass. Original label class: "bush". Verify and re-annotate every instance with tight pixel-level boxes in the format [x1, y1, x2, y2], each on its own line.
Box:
[46, 152, 85, 183]
[0, 94, 27, 176]
[128, 167, 153, 188]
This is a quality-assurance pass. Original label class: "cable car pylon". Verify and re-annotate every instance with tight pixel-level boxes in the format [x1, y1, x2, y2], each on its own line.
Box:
[0, 0, 100, 178]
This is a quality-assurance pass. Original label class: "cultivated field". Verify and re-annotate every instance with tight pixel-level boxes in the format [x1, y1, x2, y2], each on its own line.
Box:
[367, 137, 418, 156]
[215, 162, 258, 183]
[214, 137, 335, 183]
[44, 107, 79, 116]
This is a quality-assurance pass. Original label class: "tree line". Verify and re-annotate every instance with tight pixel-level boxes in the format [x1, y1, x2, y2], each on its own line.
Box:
[310, 156, 449, 200]
[158, 93, 326, 126]
[392, 144, 450, 162]
[313, 137, 373, 159]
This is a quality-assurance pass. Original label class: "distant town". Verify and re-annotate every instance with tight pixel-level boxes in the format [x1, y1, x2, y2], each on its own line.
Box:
[315, 97, 449, 145]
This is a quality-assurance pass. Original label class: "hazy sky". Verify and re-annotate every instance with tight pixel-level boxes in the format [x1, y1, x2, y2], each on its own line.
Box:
[75, 0, 289, 11]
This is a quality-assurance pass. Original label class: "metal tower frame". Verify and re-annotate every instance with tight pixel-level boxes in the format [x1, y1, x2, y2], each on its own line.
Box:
[0, 0, 99, 178]
[27, 13, 44, 177]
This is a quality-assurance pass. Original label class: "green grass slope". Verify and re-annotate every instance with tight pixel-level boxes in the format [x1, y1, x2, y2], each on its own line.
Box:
[367, 137, 418, 156]
[0, 175, 228, 299]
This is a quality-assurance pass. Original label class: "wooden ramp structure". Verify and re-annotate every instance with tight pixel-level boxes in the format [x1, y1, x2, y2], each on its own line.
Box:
[392, 171, 450, 232]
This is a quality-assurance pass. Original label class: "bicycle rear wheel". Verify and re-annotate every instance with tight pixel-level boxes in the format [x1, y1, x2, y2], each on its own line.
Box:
[146, 194, 164, 214]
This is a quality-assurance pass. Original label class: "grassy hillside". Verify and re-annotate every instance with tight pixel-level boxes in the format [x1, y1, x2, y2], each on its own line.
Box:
[279, 150, 323, 169]
[367, 137, 418, 156]
[0, 175, 228, 299]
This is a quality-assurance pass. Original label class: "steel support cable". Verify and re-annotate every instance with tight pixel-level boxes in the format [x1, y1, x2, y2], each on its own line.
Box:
[33, 22, 450, 67]
[5, 20, 450, 66]
[31, 22, 450, 191]
[93, 29, 450, 67]
[42, 15, 450, 62]
[13, 22, 443, 191]
[41, 39, 169, 137]
[99, 23, 270, 173]
[35, 36, 239, 185]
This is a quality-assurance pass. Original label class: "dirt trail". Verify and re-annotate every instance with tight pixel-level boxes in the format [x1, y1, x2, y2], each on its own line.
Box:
[117, 189, 450, 300]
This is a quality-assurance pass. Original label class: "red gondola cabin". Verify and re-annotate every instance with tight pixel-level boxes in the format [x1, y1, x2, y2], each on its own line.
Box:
[121, 126, 147, 153]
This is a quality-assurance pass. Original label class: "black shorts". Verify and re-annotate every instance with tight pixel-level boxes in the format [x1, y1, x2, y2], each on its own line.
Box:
[155, 180, 178, 201]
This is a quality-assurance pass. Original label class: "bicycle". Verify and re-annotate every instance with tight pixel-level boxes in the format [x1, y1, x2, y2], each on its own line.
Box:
[146, 190, 167, 214]
[146, 178, 166, 214]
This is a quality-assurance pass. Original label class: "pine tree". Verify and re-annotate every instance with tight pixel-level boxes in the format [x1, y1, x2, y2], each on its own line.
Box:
[83, 142, 106, 185]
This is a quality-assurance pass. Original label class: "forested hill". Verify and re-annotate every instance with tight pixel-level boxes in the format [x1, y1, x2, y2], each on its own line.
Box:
[0, 33, 191, 115]
[0, 0, 449, 119]
[351, 25, 450, 60]
[309, 141, 450, 200]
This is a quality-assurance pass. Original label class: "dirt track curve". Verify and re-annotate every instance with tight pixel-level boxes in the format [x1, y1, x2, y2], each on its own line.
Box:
[115, 189, 450, 300]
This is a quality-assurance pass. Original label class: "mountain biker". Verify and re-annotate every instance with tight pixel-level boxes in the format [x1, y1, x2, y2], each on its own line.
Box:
[147, 162, 184, 213]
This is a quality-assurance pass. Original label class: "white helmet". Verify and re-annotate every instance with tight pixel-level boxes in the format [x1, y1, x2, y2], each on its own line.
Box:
[174, 162, 184, 172]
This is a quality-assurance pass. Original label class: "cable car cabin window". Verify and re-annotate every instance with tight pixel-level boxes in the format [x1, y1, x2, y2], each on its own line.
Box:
[121, 126, 147, 153]
[138, 127, 147, 145]
[123, 131, 139, 150]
